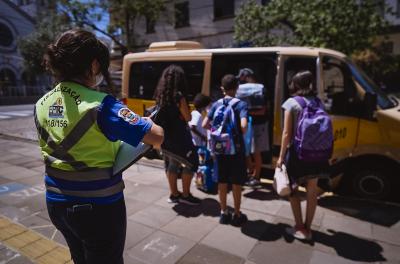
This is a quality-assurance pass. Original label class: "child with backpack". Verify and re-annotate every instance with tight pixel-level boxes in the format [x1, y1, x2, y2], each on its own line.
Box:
[277, 71, 333, 241]
[202, 74, 249, 226]
[189, 94, 215, 192]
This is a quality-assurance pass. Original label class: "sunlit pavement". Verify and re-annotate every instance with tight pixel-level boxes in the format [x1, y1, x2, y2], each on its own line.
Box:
[0, 135, 399, 263]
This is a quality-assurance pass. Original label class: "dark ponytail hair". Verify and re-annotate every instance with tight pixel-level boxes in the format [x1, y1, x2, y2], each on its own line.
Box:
[154, 65, 187, 108]
[44, 29, 115, 95]
[290, 71, 316, 97]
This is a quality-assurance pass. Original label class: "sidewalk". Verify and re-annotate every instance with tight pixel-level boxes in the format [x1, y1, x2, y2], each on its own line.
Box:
[0, 135, 399, 264]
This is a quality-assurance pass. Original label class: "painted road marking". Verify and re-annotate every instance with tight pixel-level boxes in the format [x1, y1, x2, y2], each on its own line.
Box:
[0, 110, 33, 120]
[0, 183, 27, 196]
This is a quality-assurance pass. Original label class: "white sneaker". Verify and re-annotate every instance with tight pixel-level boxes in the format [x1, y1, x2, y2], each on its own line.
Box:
[285, 226, 310, 240]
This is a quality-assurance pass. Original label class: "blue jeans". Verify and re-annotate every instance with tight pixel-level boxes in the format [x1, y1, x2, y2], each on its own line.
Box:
[47, 198, 126, 264]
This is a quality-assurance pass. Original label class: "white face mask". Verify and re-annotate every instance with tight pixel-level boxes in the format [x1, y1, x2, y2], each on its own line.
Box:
[94, 74, 104, 87]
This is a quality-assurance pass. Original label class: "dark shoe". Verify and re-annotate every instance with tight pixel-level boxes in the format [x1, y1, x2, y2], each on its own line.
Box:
[219, 212, 232, 224]
[179, 193, 201, 205]
[231, 212, 248, 227]
[167, 193, 181, 204]
[245, 177, 261, 188]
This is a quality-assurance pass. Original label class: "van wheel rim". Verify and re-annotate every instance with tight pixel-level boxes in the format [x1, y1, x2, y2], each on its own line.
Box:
[359, 175, 385, 196]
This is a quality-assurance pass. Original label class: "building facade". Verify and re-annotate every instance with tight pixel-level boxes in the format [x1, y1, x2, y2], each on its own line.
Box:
[0, 0, 49, 101]
[130, 0, 400, 54]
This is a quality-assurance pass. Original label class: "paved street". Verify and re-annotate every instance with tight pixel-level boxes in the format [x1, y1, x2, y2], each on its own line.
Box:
[0, 135, 399, 264]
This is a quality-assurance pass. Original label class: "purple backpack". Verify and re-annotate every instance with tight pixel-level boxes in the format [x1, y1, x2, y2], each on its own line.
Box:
[293, 96, 333, 162]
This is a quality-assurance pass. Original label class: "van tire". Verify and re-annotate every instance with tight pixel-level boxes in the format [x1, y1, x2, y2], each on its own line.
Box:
[351, 168, 391, 200]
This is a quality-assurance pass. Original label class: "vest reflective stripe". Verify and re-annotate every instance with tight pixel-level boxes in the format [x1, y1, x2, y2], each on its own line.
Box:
[45, 166, 113, 181]
[45, 181, 124, 197]
[34, 107, 97, 171]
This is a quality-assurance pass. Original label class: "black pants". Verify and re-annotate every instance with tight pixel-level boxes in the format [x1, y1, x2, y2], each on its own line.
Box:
[47, 198, 126, 264]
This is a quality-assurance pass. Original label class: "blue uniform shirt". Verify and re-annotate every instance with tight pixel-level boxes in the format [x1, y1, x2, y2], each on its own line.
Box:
[46, 95, 152, 204]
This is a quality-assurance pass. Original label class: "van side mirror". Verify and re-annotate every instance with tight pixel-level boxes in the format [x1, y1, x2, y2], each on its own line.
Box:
[361, 92, 377, 120]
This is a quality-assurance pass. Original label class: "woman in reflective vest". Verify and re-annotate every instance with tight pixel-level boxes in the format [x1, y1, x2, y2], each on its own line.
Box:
[34, 29, 163, 264]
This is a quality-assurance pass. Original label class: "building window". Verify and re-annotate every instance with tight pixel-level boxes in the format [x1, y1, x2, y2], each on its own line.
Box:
[261, 0, 271, 5]
[146, 17, 155, 34]
[0, 23, 14, 47]
[214, 0, 234, 20]
[175, 2, 190, 28]
[397, 0, 400, 17]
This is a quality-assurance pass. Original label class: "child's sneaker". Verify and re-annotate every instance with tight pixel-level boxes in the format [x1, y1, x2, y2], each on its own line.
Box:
[231, 212, 248, 226]
[167, 192, 181, 203]
[179, 193, 201, 205]
[285, 225, 312, 241]
[219, 211, 232, 224]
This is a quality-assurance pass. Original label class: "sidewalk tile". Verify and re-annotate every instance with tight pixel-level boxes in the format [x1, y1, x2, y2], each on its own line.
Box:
[4, 230, 41, 249]
[20, 238, 57, 259]
[124, 197, 150, 217]
[53, 230, 67, 246]
[241, 197, 284, 216]
[36, 246, 71, 264]
[0, 165, 35, 180]
[310, 250, 361, 264]
[161, 215, 218, 242]
[125, 185, 169, 203]
[0, 206, 32, 222]
[128, 204, 177, 229]
[377, 241, 400, 263]
[312, 229, 385, 263]
[126, 230, 195, 264]
[0, 216, 13, 228]
[125, 219, 155, 250]
[0, 223, 26, 240]
[177, 244, 244, 264]
[372, 224, 400, 246]
[320, 214, 373, 240]
[0, 244, 35, 264]
[248, 239, 313, 264]
[200, 224, 258, 258]
[18, 215, 55, 239]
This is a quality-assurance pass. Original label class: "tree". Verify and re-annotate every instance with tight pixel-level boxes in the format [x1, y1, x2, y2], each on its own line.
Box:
[18, 12, 71, 75]
[234, 0, 388, 55]
[106, 0, 166, 51]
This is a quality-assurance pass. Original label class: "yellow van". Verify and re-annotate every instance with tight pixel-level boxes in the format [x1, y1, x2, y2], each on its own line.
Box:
[121, 41, 400, 200]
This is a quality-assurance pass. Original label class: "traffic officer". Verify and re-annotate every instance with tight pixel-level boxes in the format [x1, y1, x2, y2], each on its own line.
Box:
[34, 29, 164, 264]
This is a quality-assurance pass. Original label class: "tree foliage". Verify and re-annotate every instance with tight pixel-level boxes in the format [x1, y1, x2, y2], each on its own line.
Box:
[18, 0, 167, 75]
[18, 12, 71, 75]
[107, 0, 166, 51]
[234, 0, 388, 55]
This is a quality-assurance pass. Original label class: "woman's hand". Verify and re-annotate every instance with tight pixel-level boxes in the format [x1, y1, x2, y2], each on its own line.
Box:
[276, 157, 284, 169]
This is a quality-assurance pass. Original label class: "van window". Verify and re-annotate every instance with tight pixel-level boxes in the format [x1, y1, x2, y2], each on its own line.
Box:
[210, 53, 277, 101]
[129, 61, 204, 101]
[322, 56, 359, 116]
[283, 56, 317, 100]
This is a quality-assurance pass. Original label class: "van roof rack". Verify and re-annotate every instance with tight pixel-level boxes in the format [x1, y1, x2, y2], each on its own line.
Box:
[147, 41, 204, 52]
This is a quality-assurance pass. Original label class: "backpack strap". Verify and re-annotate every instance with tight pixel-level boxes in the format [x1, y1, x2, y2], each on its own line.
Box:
[293, 96, 307, 109]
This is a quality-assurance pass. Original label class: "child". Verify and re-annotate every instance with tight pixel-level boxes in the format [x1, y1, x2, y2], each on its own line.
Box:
[189, 93, 211, 149]
[202, 74, 248, 226]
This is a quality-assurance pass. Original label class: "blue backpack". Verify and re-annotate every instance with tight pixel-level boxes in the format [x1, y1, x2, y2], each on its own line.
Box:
[210, 98, 241, 155]
[293, 96, 333, 162]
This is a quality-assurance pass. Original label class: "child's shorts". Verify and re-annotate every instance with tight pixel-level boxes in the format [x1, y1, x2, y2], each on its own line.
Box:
[215, 153, 247, 185]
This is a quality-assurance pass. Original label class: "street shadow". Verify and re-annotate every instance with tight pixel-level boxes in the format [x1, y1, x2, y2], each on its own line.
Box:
[241, 220, 386, 262]
[318, 196, 400, 227]
[243, 188, 279, 201]
[313, 229, 386, 262]
[172, 198, 224, 218]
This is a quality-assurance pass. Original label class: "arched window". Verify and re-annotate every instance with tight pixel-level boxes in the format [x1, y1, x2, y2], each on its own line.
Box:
[0, 22, 14, 47]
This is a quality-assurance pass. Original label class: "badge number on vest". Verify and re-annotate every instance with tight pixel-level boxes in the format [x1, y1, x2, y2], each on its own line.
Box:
[49, 97, 64, 118]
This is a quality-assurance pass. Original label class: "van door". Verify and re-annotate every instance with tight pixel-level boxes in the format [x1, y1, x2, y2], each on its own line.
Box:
[319, 55, 360, 160]
[211, 53, 278, 165]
